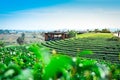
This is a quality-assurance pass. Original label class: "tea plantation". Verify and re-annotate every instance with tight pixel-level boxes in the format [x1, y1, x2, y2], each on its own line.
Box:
[0, 33, 119, 80]
[42, 33, 120, 63]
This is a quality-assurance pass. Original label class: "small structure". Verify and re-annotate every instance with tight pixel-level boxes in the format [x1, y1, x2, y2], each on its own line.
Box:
[45, 31, 69, 41]
[118, 31, 120, 37]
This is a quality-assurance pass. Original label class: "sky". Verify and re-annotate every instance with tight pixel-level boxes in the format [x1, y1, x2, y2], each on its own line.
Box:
[0, 0, 120, 31]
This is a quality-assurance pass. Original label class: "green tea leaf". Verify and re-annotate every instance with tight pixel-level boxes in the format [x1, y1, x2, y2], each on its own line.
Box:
[79, 50, 93, 56]
[29, 44, 50, 64]
[43, 54, 74, 80]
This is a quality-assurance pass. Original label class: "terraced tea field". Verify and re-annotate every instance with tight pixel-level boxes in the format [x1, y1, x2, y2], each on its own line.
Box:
[42, 33, 120, 63]
[0, 33, 120, 80]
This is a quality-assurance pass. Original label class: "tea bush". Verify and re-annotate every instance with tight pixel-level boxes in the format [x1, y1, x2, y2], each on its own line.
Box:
[107, 36, 120, 41]
[0, 41, 4, 47]
[0, 44, 119, 80]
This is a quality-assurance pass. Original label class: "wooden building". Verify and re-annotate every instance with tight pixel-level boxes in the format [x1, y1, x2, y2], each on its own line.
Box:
[45, 32, 69, 41]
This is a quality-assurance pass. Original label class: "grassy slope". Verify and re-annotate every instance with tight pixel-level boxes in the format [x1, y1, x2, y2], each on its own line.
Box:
[76, 33, 113, 38]
[42, 33, 120, 63]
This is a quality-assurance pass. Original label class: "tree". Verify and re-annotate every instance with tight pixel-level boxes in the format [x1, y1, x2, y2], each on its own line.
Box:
[68, 30, 77, 38]
[101, 29, 111, 33]
[21, 33, 25, 38]
[94, 29, 101, 33]
[17, 33, 25, 45]
[0, 41, 5, 47]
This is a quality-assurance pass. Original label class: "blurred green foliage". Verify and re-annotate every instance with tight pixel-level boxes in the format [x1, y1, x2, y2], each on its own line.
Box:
[0, 41, 4, 47]
[0, 44, 119, 80]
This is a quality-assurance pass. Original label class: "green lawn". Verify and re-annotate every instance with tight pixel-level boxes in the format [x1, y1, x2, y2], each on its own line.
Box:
[76, 33, 113, 38]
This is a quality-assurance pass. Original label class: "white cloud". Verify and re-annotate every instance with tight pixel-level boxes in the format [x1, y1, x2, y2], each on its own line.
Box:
[0, 5, 120, 31]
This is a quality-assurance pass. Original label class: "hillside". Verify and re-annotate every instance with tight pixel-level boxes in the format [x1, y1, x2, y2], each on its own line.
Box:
[0, 33, 120, 80]
[42, 33, 120, 63]
[76, 33, 113, 38]
[0, 32, 44, 45]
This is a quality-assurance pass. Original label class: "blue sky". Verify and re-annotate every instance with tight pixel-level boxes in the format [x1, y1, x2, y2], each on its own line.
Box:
[0, 0, 71, 14]
[0, 0, 120, 30]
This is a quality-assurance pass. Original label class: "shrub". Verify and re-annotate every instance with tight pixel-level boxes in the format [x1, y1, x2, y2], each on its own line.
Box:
[93, 29, 111, 33]
[0, 41, 5, 47]
[94, 29, 101, 33]
[107, 36, 120, 41]
[68, 30, 77, 38]
[101, 29, 111, 33]
[16, 33, 25, 45]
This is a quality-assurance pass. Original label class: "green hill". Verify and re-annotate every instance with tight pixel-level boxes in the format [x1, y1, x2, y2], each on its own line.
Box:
[76, 33, 113, 38]
[42, 33, 120, 63]
[0, 33, 120, 79]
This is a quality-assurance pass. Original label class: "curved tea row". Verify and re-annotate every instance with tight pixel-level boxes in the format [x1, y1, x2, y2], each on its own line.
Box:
[42, 37, 120, 63]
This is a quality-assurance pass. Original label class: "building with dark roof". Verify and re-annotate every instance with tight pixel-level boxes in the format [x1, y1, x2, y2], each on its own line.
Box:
[45, 31, 69, 41]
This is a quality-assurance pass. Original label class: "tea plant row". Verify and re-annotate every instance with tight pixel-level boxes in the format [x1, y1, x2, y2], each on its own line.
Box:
[0, 44, 120, 80]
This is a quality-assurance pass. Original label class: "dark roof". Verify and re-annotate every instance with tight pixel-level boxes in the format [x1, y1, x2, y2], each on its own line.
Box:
[45, 31, 68, 34]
